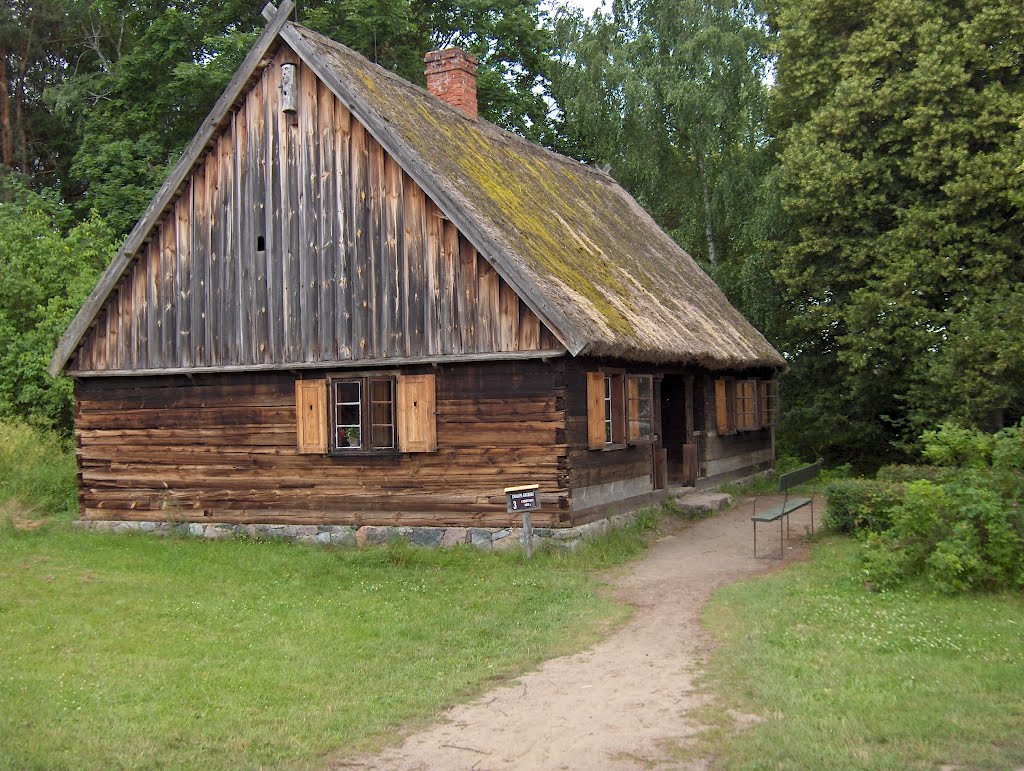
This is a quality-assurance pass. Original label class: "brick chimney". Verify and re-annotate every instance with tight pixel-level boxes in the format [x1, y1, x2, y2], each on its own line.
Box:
[424, 48, 478, 119]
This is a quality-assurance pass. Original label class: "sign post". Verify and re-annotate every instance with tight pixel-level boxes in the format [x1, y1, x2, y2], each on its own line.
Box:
[504, 484, 540, 559]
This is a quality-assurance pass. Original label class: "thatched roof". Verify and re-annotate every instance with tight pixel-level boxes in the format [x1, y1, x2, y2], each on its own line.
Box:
[287, 24, 782, 368]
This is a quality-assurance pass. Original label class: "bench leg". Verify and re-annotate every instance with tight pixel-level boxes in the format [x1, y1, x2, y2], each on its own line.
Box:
[779, 516, 784, 559]
[753, 520, 757, 557]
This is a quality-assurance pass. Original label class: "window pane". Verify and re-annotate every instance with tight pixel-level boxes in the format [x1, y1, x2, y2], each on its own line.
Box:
[372, 401, 393, 427]
[372, 425, 394, 449]
[636, 377, 651, 399]
[335, 381, 360, 404]
[339, 404, 361, 426]
[337, 425, 361, 448]
[370, 379, 392, 402]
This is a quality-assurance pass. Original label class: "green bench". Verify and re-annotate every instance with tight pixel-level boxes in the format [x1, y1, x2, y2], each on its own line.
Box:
[752, 460, 822, 558]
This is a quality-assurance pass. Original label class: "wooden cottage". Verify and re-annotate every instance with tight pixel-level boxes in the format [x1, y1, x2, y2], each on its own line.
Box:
[50, 1, 785, 540]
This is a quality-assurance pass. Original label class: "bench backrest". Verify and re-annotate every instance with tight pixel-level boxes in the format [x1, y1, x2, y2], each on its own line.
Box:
[778, 460, 822, 492]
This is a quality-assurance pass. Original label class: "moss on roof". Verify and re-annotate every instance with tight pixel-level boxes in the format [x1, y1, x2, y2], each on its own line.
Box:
[293, 25, 784, 369]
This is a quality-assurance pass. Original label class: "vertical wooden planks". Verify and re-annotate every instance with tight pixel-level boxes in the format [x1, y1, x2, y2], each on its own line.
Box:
[317, 78, 336, 363]
[458, 236, 478, 352]
[368, 137, 386, 358]
[335, 102, 352, 360]
[424, 201, 441, 354]
[177, 183, 192, 368]
[498, 279, 519, 351]
[403, 173, 425, 356]
[237, 83, 255, 366]
[350, 120, 369, 358]
[161, 218, 177, 367]
[204, 150, 218, 366]
[297, 60, 319, 362]
[191, 165, 207, 366]
[383, 153, 403, 357]
[269, 54, 287, 364]
[142, 239, 156, 368]
[477, 256, 499, 351]
[519, 301, 541, 351]
[280, 59, 300, 363]
[251, 76, 269, 364]
[441, 219, 459, 354]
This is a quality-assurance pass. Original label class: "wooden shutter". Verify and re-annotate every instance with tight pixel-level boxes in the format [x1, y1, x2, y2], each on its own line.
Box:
[295, 379, 327, 454]
[587, 371, 605, 449]
[397, 374, 437, 452]
[714, 378, 734, 436]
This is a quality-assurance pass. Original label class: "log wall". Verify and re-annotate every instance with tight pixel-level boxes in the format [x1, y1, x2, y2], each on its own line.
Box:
[75, 360, 570, 527]
[71, 44, 559, 375]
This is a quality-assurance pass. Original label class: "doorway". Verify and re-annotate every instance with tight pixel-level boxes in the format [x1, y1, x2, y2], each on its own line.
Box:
[661, 374, 700, 485]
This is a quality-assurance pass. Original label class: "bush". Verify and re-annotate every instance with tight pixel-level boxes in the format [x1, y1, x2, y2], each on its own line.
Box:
[921, 423, 996, 468]
[862, 478, 1024, 594]
[875, 464, 954, 484]
[992, 420, 1024, 475]
[823, 479, 903, 534]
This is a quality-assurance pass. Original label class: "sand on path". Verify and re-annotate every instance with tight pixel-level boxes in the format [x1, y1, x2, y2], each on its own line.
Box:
[346, 496, 817, 770]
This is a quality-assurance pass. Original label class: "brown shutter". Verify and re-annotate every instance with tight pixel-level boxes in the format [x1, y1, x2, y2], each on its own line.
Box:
[587, 371, 605, 449]
[714, 378, 731, 436]
[295, 379, 327, 454]
[397, 374, 437, 452]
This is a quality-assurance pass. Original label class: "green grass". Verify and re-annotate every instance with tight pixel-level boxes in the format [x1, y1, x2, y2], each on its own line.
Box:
[696, 536, 1024, 769]
[0, 500, 671, 768]
[0, 421, 78, 526]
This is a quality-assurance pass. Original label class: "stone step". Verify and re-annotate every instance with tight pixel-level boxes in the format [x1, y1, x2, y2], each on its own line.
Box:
[674, 492, 733, 516]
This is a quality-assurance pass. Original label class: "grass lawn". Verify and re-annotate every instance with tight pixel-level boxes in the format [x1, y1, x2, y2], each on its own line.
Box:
[697, 536, 1024, 769]
[0, 522, 645, 768]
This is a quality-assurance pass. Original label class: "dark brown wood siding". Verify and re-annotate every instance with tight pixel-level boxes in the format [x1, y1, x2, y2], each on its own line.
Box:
[565, 359, 776, 514]
[71, 45, 560, 375]
[74, 360, 570, 527]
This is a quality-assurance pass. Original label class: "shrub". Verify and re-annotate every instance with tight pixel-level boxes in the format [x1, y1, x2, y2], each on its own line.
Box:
[862, 478, 1024, 594]
[823, 479, 903, 534]
[875, 464, 954, 484]
[921, 423, 996, 468]
[992, 420, 1024, 476]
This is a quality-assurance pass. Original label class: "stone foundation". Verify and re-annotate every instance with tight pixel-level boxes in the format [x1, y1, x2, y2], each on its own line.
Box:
[71, 512, 643, 551]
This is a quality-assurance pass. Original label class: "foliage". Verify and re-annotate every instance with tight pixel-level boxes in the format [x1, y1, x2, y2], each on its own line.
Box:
[875, 464, 953, 484]
[0, 182, 118, 431]
[303, 0, 557, 144]
[39, 0, 557, 234]
[549, 0, 775, 317]
[0, 420, 78, 524]
[920, 422, 997, 468]
[771, 0, 1024, 463]
[822, 478, 903, 534]
[698, 537, 1024, 768]
[862, 479, 1024, 593]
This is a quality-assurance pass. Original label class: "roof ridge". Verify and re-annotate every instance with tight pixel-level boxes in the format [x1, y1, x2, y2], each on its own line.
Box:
[288, 23, 616, 184]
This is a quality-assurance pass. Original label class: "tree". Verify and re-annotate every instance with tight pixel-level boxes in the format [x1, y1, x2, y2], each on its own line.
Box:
[0, 178, 117, 432]
[771, 0, 1024, 465]
[550, 0, 773, 272]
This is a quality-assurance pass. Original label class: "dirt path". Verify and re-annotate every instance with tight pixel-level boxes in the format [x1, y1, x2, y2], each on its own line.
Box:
[349, 497, 817, 770]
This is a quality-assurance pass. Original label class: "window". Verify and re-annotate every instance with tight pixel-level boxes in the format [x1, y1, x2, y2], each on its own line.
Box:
[715, 377, 779, 435]
[587, 370, 651, 449]
[331, 376, 395, 451]
[602, 373, 626, 445]
[759, 379, 779, 428]
[295, 374, 436, 455]
[627, 375, 653, 441]
[735, 379, 758, 432]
